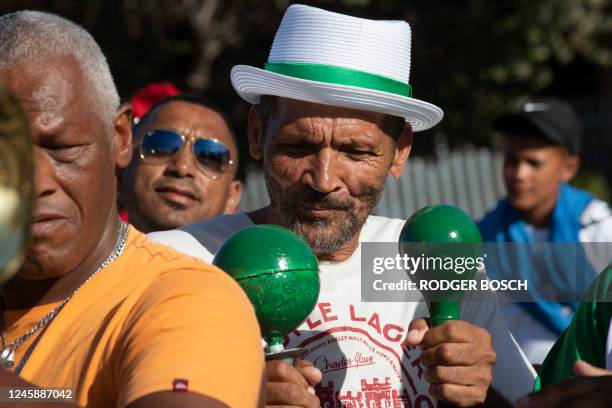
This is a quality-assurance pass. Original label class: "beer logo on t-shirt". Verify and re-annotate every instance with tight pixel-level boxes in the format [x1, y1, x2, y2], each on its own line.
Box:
[288, 302, 435, 407]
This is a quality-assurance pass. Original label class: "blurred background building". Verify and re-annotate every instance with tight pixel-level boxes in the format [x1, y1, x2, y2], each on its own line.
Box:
[4, 0, 611, 218]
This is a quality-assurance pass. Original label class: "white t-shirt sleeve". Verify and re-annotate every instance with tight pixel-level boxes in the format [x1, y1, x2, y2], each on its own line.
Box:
[460, 272, 536, 404]
[579, 200, 612, 273]
[148, 230, 214, 263]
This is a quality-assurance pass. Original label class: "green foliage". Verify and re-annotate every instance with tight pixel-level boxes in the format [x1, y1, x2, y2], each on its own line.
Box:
[572, 171, 612, 203]
[0, 0, 610, 179]
[403, 0, 612, 151]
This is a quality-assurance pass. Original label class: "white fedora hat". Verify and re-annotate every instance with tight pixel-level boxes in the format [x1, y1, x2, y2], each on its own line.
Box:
[231, 4, 443, 132]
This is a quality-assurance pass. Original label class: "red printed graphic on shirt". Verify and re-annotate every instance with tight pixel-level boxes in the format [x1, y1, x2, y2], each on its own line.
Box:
[287, 302, 435, 407]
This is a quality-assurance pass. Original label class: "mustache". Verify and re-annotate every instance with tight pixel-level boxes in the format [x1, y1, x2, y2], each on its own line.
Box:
[32, 202, 70, 217]
[152, 178, 201, 201]
[289, 187, 353, 210]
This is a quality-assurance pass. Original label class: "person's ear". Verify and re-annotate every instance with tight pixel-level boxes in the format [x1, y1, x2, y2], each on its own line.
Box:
[223, 180, 243, 214]
[247, 106, 264, 160]
[561, 154, 580, 182]
[114, 103, 133, 169]
[389, 123, 413, 179]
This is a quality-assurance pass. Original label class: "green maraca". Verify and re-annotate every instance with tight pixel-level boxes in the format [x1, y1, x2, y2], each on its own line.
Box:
[0, 86, 33, 283]
[399, 204, 483, 327]
[213, 224, 320, 361]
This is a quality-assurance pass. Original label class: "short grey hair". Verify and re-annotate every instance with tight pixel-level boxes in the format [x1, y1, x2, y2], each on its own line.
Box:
[0, 11, 120, 125]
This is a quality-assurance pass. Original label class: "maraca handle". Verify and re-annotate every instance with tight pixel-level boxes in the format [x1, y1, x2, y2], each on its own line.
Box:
[429, 302, 460, 408]
[265, 345, 305, 365]
[429, 301, 461, 327]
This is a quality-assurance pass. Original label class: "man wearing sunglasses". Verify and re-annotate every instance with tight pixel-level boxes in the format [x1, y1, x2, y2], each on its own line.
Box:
[121, 94, 242, 233]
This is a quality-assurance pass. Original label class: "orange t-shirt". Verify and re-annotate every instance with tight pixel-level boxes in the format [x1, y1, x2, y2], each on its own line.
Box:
[4, 227, 264, 407]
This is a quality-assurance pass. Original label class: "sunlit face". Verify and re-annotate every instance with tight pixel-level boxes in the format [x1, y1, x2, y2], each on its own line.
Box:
[0, 56, 119, 279]
[249, 98, 411, 257]
[503, 135, 578, 214]
[123, 101, 240, 232]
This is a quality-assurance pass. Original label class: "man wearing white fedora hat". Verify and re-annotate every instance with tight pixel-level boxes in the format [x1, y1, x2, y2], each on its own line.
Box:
[151, 4, 536, 407]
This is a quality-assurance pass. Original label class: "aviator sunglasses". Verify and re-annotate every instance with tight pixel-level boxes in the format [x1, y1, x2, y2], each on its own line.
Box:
[139, 129, 234, 180]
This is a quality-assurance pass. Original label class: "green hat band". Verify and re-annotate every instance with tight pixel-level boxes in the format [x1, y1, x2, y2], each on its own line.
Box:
[265, 62, 412, 98]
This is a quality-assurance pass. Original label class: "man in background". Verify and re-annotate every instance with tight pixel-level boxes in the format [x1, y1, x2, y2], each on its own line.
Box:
[118, 81, 181, 221]
[131, 82, 181, 125]
[121, 94, 242, 233]
[479, 97, 612, 364]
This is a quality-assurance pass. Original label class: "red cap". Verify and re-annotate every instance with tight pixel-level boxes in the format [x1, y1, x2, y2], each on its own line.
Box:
[131, 82, 181, 122]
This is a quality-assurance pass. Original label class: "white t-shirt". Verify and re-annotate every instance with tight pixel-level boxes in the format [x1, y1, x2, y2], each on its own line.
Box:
[528, 226, 550, 244]
[503, 226, 555, 364]
[501, 303, 561, 364]
[150, 213, 536, 405]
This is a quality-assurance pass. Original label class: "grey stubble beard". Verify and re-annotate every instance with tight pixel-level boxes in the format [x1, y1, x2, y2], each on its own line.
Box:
[263, 172, 383, 257]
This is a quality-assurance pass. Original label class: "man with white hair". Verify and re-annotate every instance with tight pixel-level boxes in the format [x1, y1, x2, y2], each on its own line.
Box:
[151, 4, 536, 407]
[0, 11, 263, 407]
